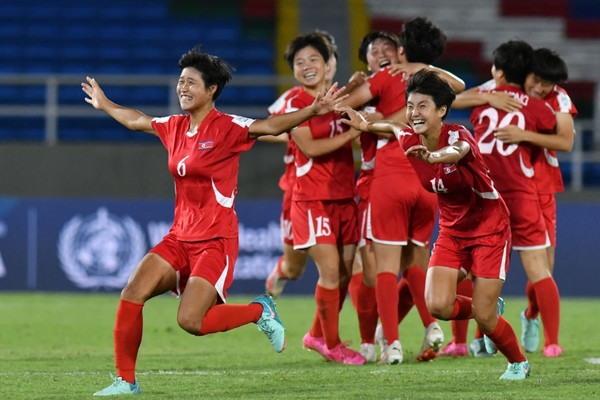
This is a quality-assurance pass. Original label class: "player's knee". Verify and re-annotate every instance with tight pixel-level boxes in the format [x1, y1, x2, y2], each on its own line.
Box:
[426, 299, 452, 320]
[177, 314, 201, 335]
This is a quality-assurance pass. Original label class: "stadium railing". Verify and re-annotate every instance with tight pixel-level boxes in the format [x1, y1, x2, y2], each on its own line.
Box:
[0, 73, 597, 191]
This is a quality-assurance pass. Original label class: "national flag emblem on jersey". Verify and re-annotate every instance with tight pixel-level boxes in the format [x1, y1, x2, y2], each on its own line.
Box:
[443, 164, 457, 174]
[198, 141, 215, 150]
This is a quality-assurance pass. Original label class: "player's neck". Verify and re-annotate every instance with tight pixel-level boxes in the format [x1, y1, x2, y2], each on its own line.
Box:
[188, 104, 215, 130]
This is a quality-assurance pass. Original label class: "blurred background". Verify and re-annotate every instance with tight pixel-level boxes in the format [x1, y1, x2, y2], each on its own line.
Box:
[0, 0, 598, 295]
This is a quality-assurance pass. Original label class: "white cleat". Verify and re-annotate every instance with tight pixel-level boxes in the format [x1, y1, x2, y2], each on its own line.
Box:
[379, 340, 403, 365]
[359, 343, 377, 363]
[417, 322, 444, 362]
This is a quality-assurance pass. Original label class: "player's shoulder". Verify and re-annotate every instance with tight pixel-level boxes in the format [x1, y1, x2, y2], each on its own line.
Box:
[268, 86, 303, 114]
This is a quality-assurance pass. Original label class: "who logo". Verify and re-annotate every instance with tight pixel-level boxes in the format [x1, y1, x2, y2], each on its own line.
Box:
[58, 208, 146, 289]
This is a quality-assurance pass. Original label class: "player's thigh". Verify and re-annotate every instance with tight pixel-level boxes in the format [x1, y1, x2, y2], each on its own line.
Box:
[177, 276, 219, 330]
[425, 266, 459, 317]
[122, 252, 177, 302]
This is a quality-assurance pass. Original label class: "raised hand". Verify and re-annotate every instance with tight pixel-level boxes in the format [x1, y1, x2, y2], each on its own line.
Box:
[81, 76, 109, 110]
[311, 82, 349, 115]
[339, 106, 368, 131]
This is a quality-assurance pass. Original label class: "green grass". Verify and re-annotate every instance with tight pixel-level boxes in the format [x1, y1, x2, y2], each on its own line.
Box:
[1, 293, 599, 399]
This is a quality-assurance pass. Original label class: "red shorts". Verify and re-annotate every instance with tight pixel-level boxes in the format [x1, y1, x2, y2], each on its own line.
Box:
[538, 193, 557, 247]
[280, 189, 293, 246]
[149, 233, 238, 303]
[367, 175, 437, 246]
[291, 199, 359, 250]
[430, 227, 512, 280]
[504, 197, 550, 250]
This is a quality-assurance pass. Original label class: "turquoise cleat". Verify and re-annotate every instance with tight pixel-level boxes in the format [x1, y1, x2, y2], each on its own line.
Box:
[252, 294, 286, 353]
[499, 360, 531, 380]
[93, 375, 141, 396]
[469, 337, 494, 358]
[520, 309, 540, 353]
[484, 297, 505, 355]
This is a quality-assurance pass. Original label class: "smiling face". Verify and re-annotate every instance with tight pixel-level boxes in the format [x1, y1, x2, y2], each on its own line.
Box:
[524, 72, 554, 99]
[366, 38, 399, 72]
[406, 92, 446, 136]
[292, 46, 327, 89]
[176, 67, 216, 112]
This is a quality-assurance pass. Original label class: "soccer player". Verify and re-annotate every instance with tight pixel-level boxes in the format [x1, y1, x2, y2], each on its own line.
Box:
[283, 33, 365, 365]
[469, 40, 562, 357]
[264, 30, 339, 299]
[339, 18, 465, 364]
[492, 48, 576, 355]
[341, 68, 531, 380]
[83, 46, 348, 395]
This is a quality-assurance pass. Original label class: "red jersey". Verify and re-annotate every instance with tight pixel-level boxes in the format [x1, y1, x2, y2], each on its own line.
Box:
[535, 85, 578, 194]
[470, 84, 556, 199]
[151, 110, 255, 241]
[290, 88, 356, 201]
[397, 124, 510, 237]
[268, 86, 303, 192]
[367, 67, 418, 178]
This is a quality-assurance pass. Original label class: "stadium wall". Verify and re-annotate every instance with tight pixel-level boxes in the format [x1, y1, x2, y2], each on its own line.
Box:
[0, 196, 597, 297]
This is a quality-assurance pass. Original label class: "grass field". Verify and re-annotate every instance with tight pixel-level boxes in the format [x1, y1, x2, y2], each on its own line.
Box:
[1, 293, 599, 399]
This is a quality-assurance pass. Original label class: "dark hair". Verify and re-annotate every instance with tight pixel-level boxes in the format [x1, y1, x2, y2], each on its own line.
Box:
[492, 40, 533, 87]
[399, 17, 447, 64]
[178, 45, 233, 101]
[314, 29, 339, 59]
[406, 69, 456, 120]
[284, 32, 333, 70]
[357, 31, 400, 64]
[531, 48, 568, 84]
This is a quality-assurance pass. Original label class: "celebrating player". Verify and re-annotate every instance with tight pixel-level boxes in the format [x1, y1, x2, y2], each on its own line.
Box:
[282, 33, 365, 365]
[83, 45, 348, 395]
[264, 30, 340, 299]
[469, 40, 562, 357]
[341, 68, 531, 380]
[339, 18, 465, 364]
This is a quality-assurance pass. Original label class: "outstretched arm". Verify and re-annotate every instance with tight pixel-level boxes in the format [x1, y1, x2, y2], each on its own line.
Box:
[81, 77, 156, 135]
[404, 141, 470, 164]
[291, 125, 360, 158]
[249, 83, 348, 137]
[340, 106, 407, 138]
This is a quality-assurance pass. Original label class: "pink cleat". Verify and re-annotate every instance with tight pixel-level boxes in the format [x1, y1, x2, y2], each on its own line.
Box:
[543, 344, 563, 358]
[325, 343, 367, 365]
[438, 341, 468, 357]
[302, 332, 328, 359]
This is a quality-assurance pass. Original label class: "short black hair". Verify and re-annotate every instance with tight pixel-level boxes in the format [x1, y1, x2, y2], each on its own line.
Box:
[284, 32, 333, 70]
[406, 69, 456, 120]
[531, 48, 568, 84]
[492, 40, 533, 87]
[178, 45, 233, 101]
[314, 29, 339, 59]
[357, 31, 400, 65]
[399, 17, 447, 64]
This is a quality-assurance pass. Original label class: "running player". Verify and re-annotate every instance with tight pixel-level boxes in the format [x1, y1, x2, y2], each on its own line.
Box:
[342, 68, 531, 380]
[84, 45, 348, 395]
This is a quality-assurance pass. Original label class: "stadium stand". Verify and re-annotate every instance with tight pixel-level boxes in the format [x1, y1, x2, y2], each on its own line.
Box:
[367, 0, 600, 187]
[0, 0, 276, 141]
